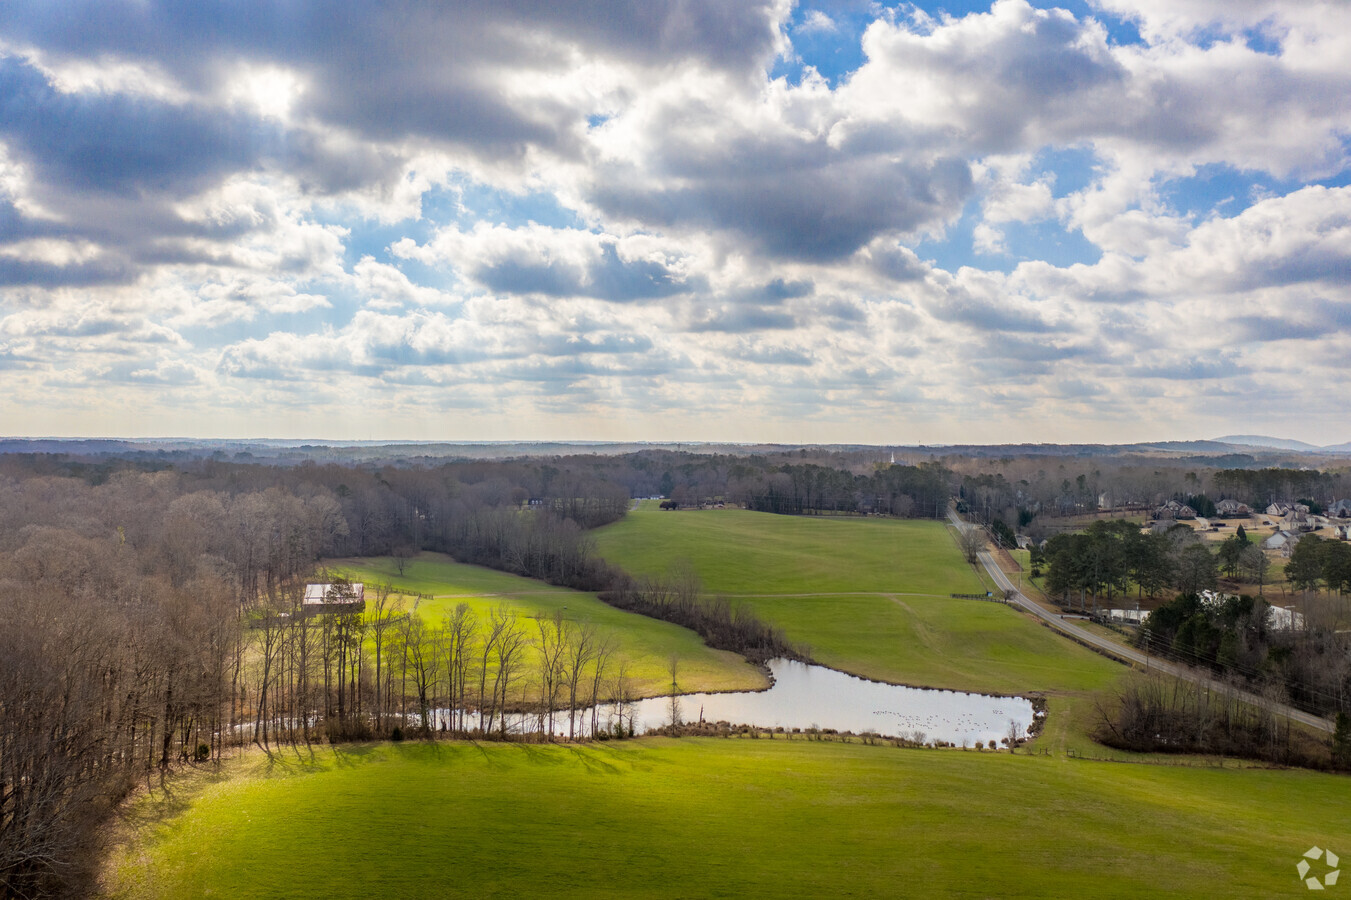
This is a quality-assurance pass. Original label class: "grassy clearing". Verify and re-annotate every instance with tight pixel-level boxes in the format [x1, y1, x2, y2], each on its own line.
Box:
[326, 553, 573, 600]
[596, 507, 1121, 697]
[105, 739, 1351, 899]
[733, 593, 1121, 695]
[330, 553, 765, 697]
[594, 507, 985, 595]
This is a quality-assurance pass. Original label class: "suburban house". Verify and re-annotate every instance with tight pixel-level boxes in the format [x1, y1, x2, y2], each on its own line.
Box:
[1331, 499, 1351, 518]
[1262, 531, 1300, 556]
[1282, 508, 1314, 532]
[1152, 499, 1196, 520]
[1266, 503, 1291, 518]
[1334, 524, 1351, 541]
[1214, 499, 1251, 517]
[303, 582, 366, 614]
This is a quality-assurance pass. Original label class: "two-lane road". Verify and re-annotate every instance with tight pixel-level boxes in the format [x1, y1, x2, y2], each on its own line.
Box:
[947, 511, 1333, 734]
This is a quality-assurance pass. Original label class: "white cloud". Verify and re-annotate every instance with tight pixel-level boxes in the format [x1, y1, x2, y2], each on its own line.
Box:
[1, 0, 1349, 442]
[797, 11, 838, 34]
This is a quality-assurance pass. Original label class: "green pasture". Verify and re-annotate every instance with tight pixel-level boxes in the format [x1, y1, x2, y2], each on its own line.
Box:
[593, 506, 985, 595]
[325, 553, 572, 600]
[595, 506, 1120, 697]
[105, 739, 1351, 899]
[733, 593, 1121, 695]
[329, 553, 765, 698]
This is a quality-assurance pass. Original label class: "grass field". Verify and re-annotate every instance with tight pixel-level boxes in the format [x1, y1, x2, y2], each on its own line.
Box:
[593, 506, 986, 595]
[595, 506, 1122, 697]
[329, 553, 765, 697]
[104, 739, 1351, 899]
[734, 593, 1121, 695]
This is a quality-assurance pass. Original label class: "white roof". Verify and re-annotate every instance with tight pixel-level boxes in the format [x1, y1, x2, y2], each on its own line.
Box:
[303, 583, 365, 605]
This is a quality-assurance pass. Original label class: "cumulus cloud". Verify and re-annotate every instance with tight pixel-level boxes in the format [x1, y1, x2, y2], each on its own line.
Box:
[0, 0, 1348, 441]
[393, 223, 702, 301]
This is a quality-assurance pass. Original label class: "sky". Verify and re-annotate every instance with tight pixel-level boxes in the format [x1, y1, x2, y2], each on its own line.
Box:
[0, 0, 1348, 445]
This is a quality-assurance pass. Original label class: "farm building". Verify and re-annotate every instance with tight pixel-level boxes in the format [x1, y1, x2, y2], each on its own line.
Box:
[303, 582, 366, 614]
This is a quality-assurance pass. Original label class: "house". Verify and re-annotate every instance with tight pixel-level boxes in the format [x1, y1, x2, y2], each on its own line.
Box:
[1215, 499, 1251, 517]
[1283, 509, 1314, 532]
[303, 582, 366, 614]
[1015, 534, 1033, 550]
[1330, 499, 1351, 519]
[1266, 503, 1291, 518]
[1262, 531, 1299, 553]
[1334, 524, 1351, 541]
[1152, 499, 1197, 520]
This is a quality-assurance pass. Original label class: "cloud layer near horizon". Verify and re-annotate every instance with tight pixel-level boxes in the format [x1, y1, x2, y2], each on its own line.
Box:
[1, 0, 1348, 443]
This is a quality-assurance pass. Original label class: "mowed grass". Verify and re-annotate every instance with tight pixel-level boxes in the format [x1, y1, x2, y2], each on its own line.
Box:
[734, 593, 1121, 695]
[328, 553, 765, 697]
[105, 739, 1351, 899]
[593, 506, 985, 595]
[595, 507, 1121, 697]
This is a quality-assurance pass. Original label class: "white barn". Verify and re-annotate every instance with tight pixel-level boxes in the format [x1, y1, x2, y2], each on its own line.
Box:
[303, 582, 366, 613]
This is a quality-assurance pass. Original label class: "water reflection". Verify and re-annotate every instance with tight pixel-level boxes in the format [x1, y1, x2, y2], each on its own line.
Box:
[631, 660, 1035, 745]
[426, 660, 1036, 745]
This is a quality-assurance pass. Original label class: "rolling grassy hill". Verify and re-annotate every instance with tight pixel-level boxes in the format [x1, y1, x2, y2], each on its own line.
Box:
[101, 507, 1344, 897]
[593, 505, 983, 595]
[594, 506, 1122, 696]
[330, 553, 766, 698]
[104, 740, 1351, 899]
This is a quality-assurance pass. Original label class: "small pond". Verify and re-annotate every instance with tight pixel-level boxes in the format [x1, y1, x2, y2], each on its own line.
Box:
[628, 660, 1035, 744]
[430, 660, 1037, 745]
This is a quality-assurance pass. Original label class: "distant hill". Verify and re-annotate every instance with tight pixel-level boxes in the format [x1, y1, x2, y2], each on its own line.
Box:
[1138, 440, 1254, 453]
[1211, 435, 1321, 452]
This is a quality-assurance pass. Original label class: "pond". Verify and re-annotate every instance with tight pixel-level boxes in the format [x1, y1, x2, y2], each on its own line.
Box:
[628, 660, 1036, 745]
[429, 660, 1037, 745]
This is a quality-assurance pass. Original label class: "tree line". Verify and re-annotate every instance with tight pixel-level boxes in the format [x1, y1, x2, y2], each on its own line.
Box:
[249, 582, 634, 748]
[733, 461, 951, 518]
[1037, 520, 1233, 611]
[0, 453, 770, 897]
[599, 567, 804, 664]
[1107, 590, 1351, 766]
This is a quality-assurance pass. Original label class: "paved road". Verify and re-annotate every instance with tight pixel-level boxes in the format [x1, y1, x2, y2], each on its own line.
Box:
[947, 511, 1334, 735]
